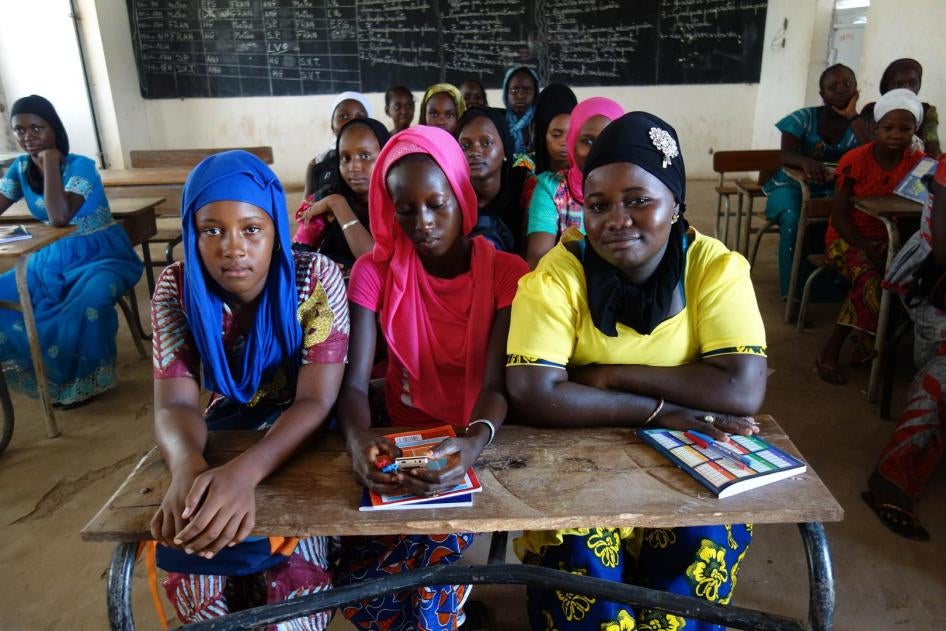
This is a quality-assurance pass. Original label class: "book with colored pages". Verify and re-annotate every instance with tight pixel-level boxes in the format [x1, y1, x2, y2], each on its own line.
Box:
[894, 156, 938, 205]
[0, 224, 31, 244]
[639, 428, 807, 498]
[359, 425, 482, 511]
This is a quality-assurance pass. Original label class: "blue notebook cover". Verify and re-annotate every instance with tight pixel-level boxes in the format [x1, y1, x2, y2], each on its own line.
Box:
[894, 156, 938, 205]
[639, 428, 806, 498]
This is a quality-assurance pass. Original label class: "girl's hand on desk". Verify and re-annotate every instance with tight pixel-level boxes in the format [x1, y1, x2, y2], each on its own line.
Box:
[655, 410, 759, 440]
[151, 462, 207, 549]
[399, 433, 488, 497]
[171, 460, 257, 558]
[348, 431, 401, 494]
[801, 158, 831, 185]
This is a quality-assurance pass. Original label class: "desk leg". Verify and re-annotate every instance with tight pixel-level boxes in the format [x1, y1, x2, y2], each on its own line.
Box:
[140, 242, 155, 298]
[107, 542, 137, 631]
[15, 256, 58, 438]
[798, 523, 835, 631]
[734, 193, 745, 252]
[868, 217, 900, 402]
[0, 369, 14, 455]
[742, 195, 755, 257]
[487, 531, 508, 565]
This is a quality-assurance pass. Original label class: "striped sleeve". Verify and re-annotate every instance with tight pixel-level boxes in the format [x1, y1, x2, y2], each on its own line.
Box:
[296, 252, 349, 364]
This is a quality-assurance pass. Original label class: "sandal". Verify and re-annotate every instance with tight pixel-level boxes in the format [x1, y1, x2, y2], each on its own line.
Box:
[815, 357, 846, 385]
[861, 491, 930, 541]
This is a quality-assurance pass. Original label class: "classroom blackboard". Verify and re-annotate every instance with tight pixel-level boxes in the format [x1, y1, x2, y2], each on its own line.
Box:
[127, 0, 768, 99]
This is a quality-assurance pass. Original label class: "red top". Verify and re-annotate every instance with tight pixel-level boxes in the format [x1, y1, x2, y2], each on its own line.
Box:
[826, 142, 926, 245]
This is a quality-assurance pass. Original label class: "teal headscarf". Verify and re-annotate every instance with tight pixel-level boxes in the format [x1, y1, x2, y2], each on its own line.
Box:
[180, 150, 301, 403]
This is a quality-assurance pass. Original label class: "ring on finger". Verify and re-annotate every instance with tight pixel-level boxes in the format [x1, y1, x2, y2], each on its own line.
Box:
[702, 415, 716, 425]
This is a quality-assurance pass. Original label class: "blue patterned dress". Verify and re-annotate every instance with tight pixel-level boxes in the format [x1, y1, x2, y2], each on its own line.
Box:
[0, 154, 143, 404]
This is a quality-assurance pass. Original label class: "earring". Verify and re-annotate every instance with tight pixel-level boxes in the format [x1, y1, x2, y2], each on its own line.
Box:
[671, 213, 679, 224]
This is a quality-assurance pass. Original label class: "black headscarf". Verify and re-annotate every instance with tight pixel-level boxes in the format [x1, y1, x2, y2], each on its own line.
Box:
[316, 117, 390, 267]
[533, 83, 577, 174]
[880, 58, 922, 94]
[580, 111, 689, 337]
[10, 95, 70, 193]
[456, 106, 528, 251]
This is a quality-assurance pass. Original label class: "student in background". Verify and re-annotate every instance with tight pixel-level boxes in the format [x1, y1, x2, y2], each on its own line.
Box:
[304, 91, 371, 197]
[861, 58, 941, 157]
[337, 126, 528, 631]
[506, 112, 765, 631]
[532, 83, 578, 175]
[502, 66, 540, 154]
[149, 151, 347, 627]
[525, 97, 623, 268]
[763, 64, 869, 299]
[456, 106, 532, 252]
[866, 151, 946, 541]
[0, 95, 143, 407]
[419, 83, 466, 135]
[816, 89, 926, 385]
[293, 118, 390, 269]
[383, 86, 414, 134]
[459, 79, 488, 109]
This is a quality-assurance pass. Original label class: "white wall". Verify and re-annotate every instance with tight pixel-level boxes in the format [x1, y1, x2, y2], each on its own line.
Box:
[0, 0, 99, 162]
[858, 0, 946, 119]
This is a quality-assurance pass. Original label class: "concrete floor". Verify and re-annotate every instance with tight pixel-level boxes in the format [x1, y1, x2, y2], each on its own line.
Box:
[0, 181, 944, 630]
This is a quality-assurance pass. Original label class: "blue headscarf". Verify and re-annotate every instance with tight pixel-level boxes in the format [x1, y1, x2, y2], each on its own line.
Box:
[180, 150, 301, 403]
[502, 66, 540, 153]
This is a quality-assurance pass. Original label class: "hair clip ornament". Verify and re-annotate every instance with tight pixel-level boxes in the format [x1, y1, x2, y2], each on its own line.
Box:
[649, 128, 679, 168]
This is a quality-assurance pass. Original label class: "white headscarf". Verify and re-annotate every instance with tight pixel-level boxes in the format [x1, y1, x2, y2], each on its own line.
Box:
[332, 91, 372, 119]
[874, 88, 924, 126]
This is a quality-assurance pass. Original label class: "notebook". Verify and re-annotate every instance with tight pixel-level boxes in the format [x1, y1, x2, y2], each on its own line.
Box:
[639, 428, 807, 498]
[0, 224, 32, 244]
[893, 156, 938, 205]
[359, 425, 482, 511]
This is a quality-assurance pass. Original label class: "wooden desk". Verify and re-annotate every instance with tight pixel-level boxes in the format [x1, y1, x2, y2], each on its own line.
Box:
[0, 225, 76, 439]
[2, 197, 164, 295]
[84, 418, 842, 630]
[853, 196, 923, 402]
[100, 167, 191, 188]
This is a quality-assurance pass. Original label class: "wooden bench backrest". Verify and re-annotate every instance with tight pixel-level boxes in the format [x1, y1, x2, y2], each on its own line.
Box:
[713, 149, 782, 185]
[129, 146, 274, 168]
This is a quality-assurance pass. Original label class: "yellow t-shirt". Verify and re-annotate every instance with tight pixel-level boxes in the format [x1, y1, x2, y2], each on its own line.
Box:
[506, 227, 767, 558]
[507, 226, 766, 370]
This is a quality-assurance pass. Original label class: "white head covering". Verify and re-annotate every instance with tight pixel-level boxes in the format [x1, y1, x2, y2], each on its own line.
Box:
[874, 88, 923, 126]
[332, 91, 372, 119]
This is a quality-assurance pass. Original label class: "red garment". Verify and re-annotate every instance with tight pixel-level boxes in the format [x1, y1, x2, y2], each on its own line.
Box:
[355, 126, 528, 428]
[826, 142, 926, 245]
[564, 97, 624, 205]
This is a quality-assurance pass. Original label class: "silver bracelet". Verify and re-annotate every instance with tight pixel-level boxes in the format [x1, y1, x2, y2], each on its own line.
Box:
[341, 218, 361, 231]
[466, 419, 496, 446]
[643, 398, 664, 426]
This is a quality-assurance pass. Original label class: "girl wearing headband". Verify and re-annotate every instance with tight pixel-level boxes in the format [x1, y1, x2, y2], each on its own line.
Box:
[336, 126, 528, 630]
[149, 151, 348, 627]
[0, 95, 143, 407]
[507, 112, 766, 631]
[816, 89, 927, 385]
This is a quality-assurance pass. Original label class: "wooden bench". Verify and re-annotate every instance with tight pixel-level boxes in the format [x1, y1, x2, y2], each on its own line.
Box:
[712, 150, 781, 254]
[83, 418, 843, 631]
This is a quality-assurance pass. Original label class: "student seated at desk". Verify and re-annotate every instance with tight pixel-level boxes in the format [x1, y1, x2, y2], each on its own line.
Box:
[419, 83, 466, 135]
[149, 151, 347, 627]
[0, 95, 142, 407]
[337, 126, 528, 630]
[506, 112, 766, 631]
[525, 97, 623, 268]
[502, 66, 540, 154]
[816, 89, 926, 385]
[304, 91, 371, 198]
[384, 85, 415, 134]
[763, 63, 870, 299]
[866, 152, 946, 541]
[293, 118, 390, 269]
[861, 58, 941, 158]
[456, 106, 532, 253]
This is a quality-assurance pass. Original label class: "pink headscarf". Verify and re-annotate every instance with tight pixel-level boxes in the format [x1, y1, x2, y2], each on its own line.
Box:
[368, 126, 497, 427]
[565, 97, 624, 204]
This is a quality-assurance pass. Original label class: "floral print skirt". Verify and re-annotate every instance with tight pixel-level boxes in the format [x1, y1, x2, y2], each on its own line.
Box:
[521, 525, 752, 631]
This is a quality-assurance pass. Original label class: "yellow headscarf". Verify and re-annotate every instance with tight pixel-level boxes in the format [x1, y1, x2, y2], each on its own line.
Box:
[418, 83, 466, 124]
